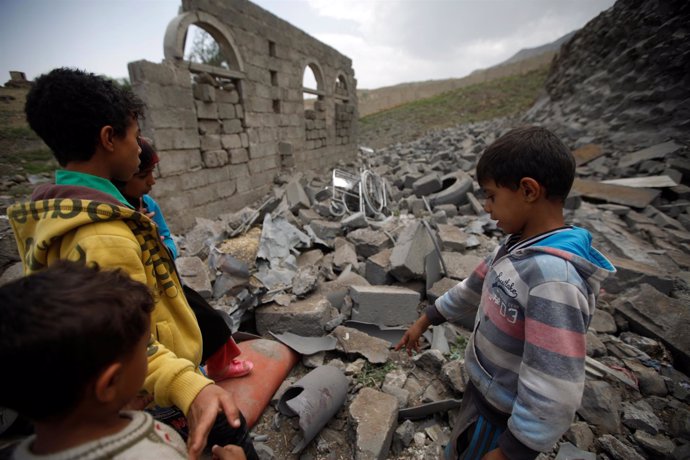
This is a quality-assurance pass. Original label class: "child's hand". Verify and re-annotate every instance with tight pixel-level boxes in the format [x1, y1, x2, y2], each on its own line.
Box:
[211, 444, 246, 460]
[394, 315, 431, 356]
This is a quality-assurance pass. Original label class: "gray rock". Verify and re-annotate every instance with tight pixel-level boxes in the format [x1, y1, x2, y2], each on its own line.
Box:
[633, 431, 676, 459]
[365, 248, 393, 285]
[595, 434, 645, 460]
[554, 442, 595, 460]
[564, 422, 594, 451]
[0, 261, 23, 287]
[621, 400, 662, 434]
[440, 360, 467, 395]
[436, 224, 473, 251]
[392, 420, 415, 453]
[577, 380, 622, 434]
[176, 256, 212, 298]
[347, 228, 393, 258]
[310, 219, 342, 241]
[389, 222, 435, 282]
[333, 238, 359, 269]
[413, 349, 447, 374]
[349, 388, 398, 460]
[590, 309, 617, 334]
[255, 297, 338, 336]
[332, 326, 390, 364]
[350, 284, 420, 327]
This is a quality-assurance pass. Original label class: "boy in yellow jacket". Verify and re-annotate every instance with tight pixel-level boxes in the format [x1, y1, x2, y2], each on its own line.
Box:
[7, 67, 256, 460]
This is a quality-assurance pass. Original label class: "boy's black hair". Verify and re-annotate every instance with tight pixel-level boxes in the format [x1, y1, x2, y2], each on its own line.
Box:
[476, 126, 575, 201]
[0, 261, 154, 421]
[25, 67, 145, 167]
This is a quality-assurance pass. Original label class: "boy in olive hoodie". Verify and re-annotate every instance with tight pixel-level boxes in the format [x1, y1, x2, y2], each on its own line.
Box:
[7, 67, 255, 460]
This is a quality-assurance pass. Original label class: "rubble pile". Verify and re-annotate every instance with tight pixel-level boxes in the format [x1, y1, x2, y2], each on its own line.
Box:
[131, 114, 687, 459]
[523, 0, 690, 147]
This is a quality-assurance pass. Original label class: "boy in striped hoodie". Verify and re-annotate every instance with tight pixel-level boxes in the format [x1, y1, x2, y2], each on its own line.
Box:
[396, 126, 615, 460]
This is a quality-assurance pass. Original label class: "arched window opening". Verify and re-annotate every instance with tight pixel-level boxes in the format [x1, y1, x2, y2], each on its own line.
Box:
[302, 63, 326, 150]
[184, 25, 231, 69]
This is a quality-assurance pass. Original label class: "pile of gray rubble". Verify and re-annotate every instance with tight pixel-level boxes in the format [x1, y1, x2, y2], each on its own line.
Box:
[155, 117, 690, 458]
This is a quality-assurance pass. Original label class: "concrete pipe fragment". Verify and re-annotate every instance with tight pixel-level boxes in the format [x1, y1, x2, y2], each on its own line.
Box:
[277, 365, 348, 453]
[428, 171, 473, 207]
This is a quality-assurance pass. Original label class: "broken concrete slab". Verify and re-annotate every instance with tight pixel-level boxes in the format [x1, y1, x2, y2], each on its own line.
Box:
[436, 224, 473, 251]
[342, 321, 406, 347]
[297, 249, 324, 268]
[176, 256, 213, 298]
[269, 331, 337, 355]
[555, 442, 596, 460]
[255, 296, 338, 337]
[427, 277, 458, 304]
[341, 211, 368, 230]
[572, 178, 661, 209]
[441, 252, 484, 280]
[310, 219, 342, 241]
[612, 284, 690, 374]
[365, 248, 394, 285]
[349, 388, 399, 460]
[347, 227, 394, 258]
[602, 175, 678, 188]
[389, 221, 435, 282]
[333, 238, 359, 270]
[286, 178, 311, 212]
[332, 326, 390, 364]
[350, 285, 420, 327]
[602, 255, 674, 295]
[316, 269, 370, 310]
[618, 141, 683, 169]
[573, 143, 605, 166]
[577, 380, 622, 434]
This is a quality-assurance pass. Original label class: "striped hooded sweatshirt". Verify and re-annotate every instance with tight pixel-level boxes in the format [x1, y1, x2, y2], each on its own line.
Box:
[7, 181, 213, 415]
[426, 226, 615, 459]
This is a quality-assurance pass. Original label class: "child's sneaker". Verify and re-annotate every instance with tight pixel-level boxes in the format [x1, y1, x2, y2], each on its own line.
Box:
[208, 358, 254, 381]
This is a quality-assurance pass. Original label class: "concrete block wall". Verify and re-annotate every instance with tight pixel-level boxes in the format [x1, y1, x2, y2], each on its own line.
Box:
[128, 0, 358, 231]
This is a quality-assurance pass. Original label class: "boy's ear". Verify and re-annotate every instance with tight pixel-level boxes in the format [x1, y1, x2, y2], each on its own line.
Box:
[519, 177, 542, 203]
[94, 362, 122, 403]
[99, 126, 116, 152]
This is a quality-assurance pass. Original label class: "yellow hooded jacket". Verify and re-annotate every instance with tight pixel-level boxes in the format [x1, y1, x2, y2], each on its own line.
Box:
[7, 184, 213, 414]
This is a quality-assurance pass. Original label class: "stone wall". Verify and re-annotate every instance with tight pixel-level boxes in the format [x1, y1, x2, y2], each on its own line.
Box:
[128, 0, 358, 231]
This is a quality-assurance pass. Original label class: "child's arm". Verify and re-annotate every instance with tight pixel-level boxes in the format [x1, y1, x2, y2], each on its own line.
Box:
[395, 314, 431, 355]
[143, 195, 178, 259]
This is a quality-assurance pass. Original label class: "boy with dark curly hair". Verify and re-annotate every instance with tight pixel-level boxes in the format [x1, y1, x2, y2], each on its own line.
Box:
[397, 126, 615, 460]
[7, 68, 255, 460]
[0, 262, 245, 460]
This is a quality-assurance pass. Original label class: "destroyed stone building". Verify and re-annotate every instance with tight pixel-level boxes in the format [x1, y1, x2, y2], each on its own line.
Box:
[128, 0, 358, 231]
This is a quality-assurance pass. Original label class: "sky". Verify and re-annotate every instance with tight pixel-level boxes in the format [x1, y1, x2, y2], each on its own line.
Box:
[0, 0, 615, 90]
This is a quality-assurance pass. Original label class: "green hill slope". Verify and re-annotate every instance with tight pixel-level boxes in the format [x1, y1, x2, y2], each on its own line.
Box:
[359, 65, 549, 149]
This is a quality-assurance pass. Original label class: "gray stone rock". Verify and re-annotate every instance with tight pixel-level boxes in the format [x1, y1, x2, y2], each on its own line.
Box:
[440, 360, 467, 395]
[436, 224, 473, 251]
[633, 431, 676, 459]
[347, 228, 393, 258]
[613, 284, 690, 375]
[382, 369, 410, 408]
[292, 266, 319, 298]
[392, 420, 415, 453]
[622, 359, 668, 397]
[0, 261, 23, 287]
[564, 422, 594, 451]
[333, 238, 359, 269]
[341, 211, 368, 230]
[350, 284, 420, 327]
[176, 256, 212, 298]
[621, 400, 662, 434]
[286, 179, 311, 212]
[585, 330, 607, 358]
[255, 297, 338, 336]
[427, 277, 458, 304]
[577, 380, 622, 434]
[441, 252, 484, 281]
[310, 219, 342, 241]
[332, 326, 390, 364]
[389, 222, 435, 282]
[349, 388, 398, 460]
[554, 442, 595, 460]
[413, 349, 447, 374]
[590, 309, 617, 334]
[413, 173, 443, 197]
[365, 248, 393, 285]
[595, 434, 645, 460]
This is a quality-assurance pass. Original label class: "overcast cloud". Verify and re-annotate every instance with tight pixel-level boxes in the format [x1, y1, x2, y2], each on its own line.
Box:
[0, 0, 615, 90]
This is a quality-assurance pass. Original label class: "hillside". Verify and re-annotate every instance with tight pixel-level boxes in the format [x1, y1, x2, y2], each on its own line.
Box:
[0, 86, 54, 197]
[359, 65, 549, 149]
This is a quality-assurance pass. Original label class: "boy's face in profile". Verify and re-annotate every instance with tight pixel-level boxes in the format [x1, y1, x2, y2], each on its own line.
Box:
[110, 116, 142, 182]
[115, 328, 150, 406]
[480, 179, 529, 235]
